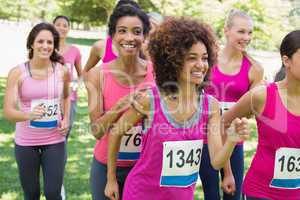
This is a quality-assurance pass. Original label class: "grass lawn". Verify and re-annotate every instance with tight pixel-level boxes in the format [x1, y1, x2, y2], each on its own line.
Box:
[66, 37, 98, 47]
[0, 77, 258, 200]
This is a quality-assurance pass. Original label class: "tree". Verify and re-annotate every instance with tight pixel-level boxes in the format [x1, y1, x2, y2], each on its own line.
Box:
[57, 0, 114, 29]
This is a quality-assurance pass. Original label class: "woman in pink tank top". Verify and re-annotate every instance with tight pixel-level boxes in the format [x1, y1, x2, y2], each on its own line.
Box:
[53, 15, 82, 199]
[53, 16, 82, 140]
[105, 17, 251, 200]
[201, 9, 264, 200]
[86, 4, 152, 200]
[223, 30, 300, 200]
[3, 23, 71, 199]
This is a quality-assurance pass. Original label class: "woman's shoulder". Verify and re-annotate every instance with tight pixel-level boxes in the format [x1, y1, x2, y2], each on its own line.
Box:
[244, 53, 263, 72]
[92, 39, 106, 52]
[7, 65, 23, 78]
[68, 44, 80, 53]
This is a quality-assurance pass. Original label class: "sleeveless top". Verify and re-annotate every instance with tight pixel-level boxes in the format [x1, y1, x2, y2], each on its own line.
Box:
[123, 86, 211, 200]
[205, 55, 251, 144]
[93, 62, 154, 167]
[102, 37, 117, 63]
[243, 83, 300, 199]
[62, 45, 81, 101]
[15, 62, 65, 146]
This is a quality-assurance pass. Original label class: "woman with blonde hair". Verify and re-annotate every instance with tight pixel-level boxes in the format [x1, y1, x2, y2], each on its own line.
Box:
[200, 9, 264, 200]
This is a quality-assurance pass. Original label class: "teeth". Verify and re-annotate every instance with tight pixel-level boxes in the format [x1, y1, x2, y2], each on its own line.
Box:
[122, 44, 135, 49]
[192, 72, 203, 77]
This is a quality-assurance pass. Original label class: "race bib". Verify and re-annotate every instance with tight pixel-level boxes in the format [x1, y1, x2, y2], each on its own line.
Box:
[118, 125, 143, 161]
[160, 140, 203, 187]
[270, 147, 300, 189]
[220, 101, 236, 115]
[30, 98, 60, 129]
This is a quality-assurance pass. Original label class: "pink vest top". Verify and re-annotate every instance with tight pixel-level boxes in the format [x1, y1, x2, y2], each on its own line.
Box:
[243, 83, 300, 200]
[205, 55, 251, 144]
[123, 86, 210, 200]
[102, 37, 117, 63]
[62, 45, 81, 101]
[93, 62, 154, 167]
[15, 62, 65, 146]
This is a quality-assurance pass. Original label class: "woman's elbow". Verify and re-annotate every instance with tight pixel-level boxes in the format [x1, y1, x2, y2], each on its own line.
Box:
[90, 122, 105, 140]
[3, 108, 13, 122]
[210, 159, 224, 170]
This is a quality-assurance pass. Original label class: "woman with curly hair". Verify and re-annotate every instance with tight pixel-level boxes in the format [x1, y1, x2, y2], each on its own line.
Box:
[105, 17, 250, 200]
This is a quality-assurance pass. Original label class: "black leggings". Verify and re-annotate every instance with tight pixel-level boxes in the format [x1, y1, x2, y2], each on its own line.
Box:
[90, 157, 132, 200]
[15, 142, 66, 200]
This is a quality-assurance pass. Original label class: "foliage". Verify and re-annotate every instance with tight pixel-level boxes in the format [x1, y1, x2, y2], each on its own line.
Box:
[0, 0, 56, 21]
[0, 0, 297, 50]
[56, 0, 113, 29]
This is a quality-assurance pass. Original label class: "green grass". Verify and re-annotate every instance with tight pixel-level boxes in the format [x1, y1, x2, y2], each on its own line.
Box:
[66, 37, 98, 46]
[0, 77, 258, 200]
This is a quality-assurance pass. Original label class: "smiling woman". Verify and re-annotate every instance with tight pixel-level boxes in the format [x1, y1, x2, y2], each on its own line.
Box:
[200, 9, 264, 200]
[85, 4, 153, 200]
[3, 22, 71, 200]
[105, 17, 251, 200]
[53, 16, 82, 140]
[53, 15, 82, 199]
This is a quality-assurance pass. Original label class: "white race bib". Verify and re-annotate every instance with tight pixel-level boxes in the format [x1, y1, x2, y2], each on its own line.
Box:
[160, 140, 203, 187]
[118, 125, 143, 161]
[270, 147, 300, 189]
[220, 101, 236, 114]
[30, 98, 60, 129]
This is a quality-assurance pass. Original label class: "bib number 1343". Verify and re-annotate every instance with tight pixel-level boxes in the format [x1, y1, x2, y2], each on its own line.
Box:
[270, 147, 300, 189]
[160, 140, 203, 187]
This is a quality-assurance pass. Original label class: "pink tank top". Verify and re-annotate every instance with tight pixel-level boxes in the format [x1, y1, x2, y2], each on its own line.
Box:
[63, 45, 81, 101]
[205, 55, 251, 144]
[123, 86, 211, 200]
[94, 62, 154, 167]
[102, 37, 117, 63]
[243, 83, 300, 200]
[15, 62, 65, 146]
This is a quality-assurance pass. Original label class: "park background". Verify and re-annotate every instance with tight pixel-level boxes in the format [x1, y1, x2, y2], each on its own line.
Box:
[0, 0, 299, 199]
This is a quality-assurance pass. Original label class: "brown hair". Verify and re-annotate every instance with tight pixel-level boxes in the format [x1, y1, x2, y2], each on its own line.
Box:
[148, 17, 218, 94]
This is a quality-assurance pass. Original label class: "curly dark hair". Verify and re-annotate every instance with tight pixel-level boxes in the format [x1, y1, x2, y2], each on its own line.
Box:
[26, 22, 63, 64]
[108, 5, 150, 37]
[148, 17, 218, 94]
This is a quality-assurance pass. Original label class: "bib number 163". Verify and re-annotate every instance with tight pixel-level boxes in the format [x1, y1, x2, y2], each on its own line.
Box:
[270, 147, 300, 189]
